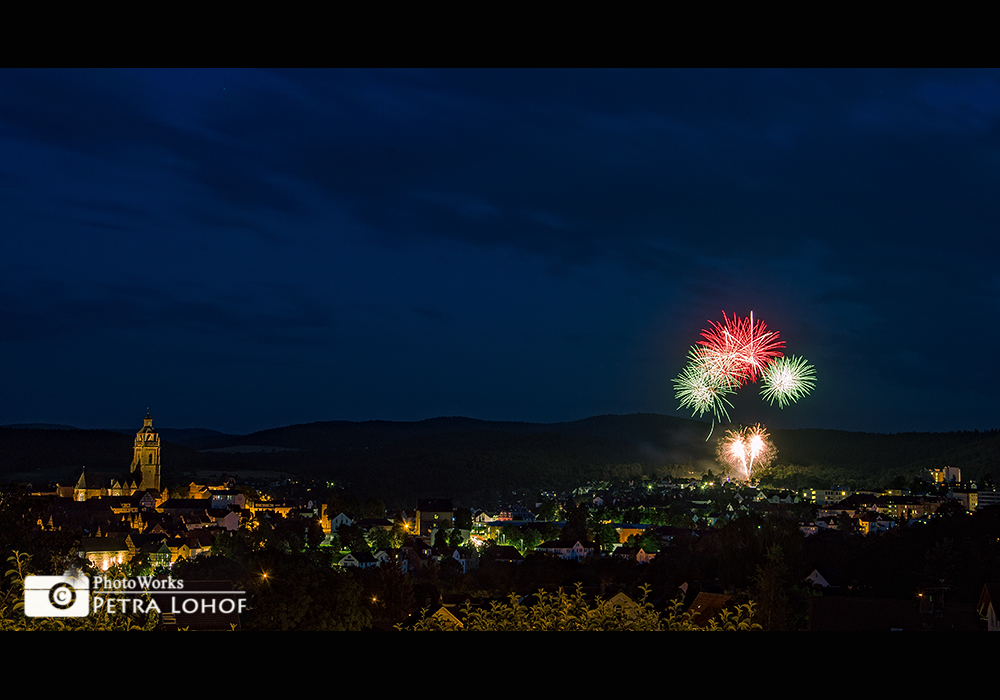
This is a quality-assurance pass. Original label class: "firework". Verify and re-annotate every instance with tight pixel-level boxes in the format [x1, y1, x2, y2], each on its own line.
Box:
[716, 424, 777, 481]
[674, 311, 812, 440]
[760, 355, 816, 408]
[697, 311, 784, 386]
[673, 357, 735, 424]
[683, 345, 741, 392]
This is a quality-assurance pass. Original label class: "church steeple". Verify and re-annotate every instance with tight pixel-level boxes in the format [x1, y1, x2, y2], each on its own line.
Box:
[130, 413, 161, 492]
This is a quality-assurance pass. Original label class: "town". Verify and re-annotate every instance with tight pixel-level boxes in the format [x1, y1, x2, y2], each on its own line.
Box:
[2, 414, 999, 631]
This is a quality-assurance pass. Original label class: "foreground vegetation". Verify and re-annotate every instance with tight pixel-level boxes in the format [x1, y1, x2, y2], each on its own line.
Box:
[401, 583, 760, 631]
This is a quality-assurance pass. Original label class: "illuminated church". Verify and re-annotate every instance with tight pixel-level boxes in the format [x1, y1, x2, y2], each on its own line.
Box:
[130, 413, 162, 492]
[62, 413, 162, 500]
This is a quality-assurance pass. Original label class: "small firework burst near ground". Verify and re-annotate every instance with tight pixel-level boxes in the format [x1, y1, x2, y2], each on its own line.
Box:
[716, 424, 777, 481]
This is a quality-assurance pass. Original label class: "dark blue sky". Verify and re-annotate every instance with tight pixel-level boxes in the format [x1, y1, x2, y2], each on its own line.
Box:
[3, 69, 998, 434]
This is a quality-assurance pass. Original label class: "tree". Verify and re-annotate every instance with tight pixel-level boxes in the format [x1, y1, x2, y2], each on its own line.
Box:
[337, 523, 369, 553]
[936, 499, 967, 518]
[247, 555, 370, 631]
[367, 564, 415, 625]
[522, 528, 543, 552]
[366, 526, 397, 553]
[500, 524, 524, 550]
[538, 500, 561, 522]
[752, 544, 790, 631]
[562, 504, 591, 543]
[593, 520, 620, 553]
[362, 497, 386, 519]
[307, 518, 326, 549]
[836, 511, 858, 535]
[454, 507, 474, 531]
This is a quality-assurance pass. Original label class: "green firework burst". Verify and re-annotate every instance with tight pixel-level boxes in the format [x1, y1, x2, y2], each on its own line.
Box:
[674, 359, 735, 423]
[760, 355, 816, 408]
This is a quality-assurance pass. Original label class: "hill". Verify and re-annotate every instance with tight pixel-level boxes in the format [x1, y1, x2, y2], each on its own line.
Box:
[2, 416, 997, 507]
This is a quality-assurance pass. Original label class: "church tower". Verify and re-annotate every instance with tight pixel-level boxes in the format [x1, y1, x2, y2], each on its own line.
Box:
[130, 413, 161, 492]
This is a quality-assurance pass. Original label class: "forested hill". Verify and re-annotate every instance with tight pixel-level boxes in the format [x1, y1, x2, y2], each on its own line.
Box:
[172, 414, 711, 453]
[1, 416, 998, 507]
[769, 428, 1000, 474]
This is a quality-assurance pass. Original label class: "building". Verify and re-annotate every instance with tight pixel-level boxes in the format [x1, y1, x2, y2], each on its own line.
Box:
[977, 490, 1000, 509]
[978, 584, 1000, 631]
[416, 499, 453, 539]
[929, 466, 961, 484]
[948, 489, 978, 513]
[130, 413, 162, 492]
[803, 488, 853, 505]
[60, 414, 162, 501]
[535, 539, 595, 560]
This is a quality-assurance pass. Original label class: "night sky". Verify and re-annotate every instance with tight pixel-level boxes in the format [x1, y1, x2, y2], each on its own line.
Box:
[3, 69, 998, 435]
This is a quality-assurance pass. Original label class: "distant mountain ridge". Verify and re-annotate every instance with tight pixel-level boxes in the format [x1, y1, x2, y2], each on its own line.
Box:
[179, 414, 709, 452]
[105, 427, 235, 445]
[2, 415, 998, 507]
[1, 423, 80, 430]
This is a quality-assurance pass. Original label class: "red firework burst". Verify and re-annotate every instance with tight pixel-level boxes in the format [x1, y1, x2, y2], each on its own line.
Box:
[696, 311, 784, 386]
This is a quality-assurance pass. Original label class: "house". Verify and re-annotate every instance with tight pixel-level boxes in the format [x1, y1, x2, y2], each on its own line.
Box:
[978, 584, 1000, 631]
[602, 591, 643, 619]
[804, 568, 840, 589]
[329, 512, 355, 531]
[136, 539, 172, 571]
[356, 517, 393, 532]
[614, 546, 655, 564]
[614, 523, 651, 544]
[857, 511, 894, 535]
[686, 592, 732, 626]
[535, 539, 595, 561]
[473, 510, 496, 525]
[482, 545, 524, 564]
[184, 530, 216, 558]
[210, 509, 241, 531]
[337, 551, 378, 569]
[404, 604, 463, 630]
[166, 538, 192, 563]
[416, 499, 453, 538]
[80, 537, 131, 571]
[210, 489, 246, 509]
[373, 549, 399, 568]
[443, 547, 478, 574]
